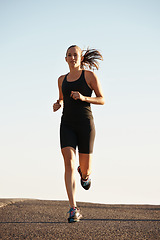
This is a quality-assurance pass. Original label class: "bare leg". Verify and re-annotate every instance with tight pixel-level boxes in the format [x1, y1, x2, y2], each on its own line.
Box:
[62, 147, 77, 208]
[79, 153, 92, 179]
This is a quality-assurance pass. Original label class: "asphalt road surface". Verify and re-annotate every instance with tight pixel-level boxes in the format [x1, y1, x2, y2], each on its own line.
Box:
[0, 199, 160, 239]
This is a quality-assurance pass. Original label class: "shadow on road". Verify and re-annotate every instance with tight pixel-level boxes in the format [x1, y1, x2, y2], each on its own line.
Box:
[0, 218, 160, 224]
[82, 218, 160, 222]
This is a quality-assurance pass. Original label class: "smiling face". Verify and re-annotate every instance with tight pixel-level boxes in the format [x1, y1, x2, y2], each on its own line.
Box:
[65, 46, 83, 70]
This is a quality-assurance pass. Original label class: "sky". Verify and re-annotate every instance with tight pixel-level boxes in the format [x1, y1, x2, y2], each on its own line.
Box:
[0, 0, 160, 205]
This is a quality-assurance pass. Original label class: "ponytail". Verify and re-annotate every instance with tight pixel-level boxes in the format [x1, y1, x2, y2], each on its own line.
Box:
[66, 45, 103, 70]
[81, 48, 103, 70]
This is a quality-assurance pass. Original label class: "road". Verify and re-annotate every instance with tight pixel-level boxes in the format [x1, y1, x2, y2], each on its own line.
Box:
[0, 199, 160, 239]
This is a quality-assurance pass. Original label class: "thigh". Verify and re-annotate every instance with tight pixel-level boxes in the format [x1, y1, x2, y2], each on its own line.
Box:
[60, 121, 77, 150]
[77, 119, 95, 154]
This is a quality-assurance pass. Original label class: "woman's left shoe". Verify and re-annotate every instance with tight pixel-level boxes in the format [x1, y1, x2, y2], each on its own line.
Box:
[77, 166, 91, 190]
[68, 207, 82, 223]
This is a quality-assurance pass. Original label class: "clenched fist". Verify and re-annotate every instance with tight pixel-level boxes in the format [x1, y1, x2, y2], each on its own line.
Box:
[53, 100, 62, 112]
[70, 91, 85, 101]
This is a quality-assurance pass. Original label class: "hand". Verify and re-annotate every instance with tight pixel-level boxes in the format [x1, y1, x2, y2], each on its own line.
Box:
[53, 100, 62, 112]
[70, 91, 85, 101]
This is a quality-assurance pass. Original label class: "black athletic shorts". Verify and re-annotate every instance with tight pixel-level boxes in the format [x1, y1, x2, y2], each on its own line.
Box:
[60, 119, 95, 154]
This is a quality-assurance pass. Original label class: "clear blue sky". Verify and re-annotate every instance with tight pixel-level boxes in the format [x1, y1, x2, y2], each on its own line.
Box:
[0, 0, 160, 204]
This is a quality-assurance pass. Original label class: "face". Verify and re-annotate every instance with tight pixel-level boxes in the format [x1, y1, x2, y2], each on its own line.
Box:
[65, 46, 82, 69]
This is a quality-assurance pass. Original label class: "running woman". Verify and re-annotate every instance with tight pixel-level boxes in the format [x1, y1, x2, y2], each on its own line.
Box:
[53, 45, 105, 223]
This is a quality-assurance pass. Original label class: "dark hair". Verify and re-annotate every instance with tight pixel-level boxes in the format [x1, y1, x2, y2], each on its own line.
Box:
[66, 45, 103, 70]
[81, 48, 103, 70]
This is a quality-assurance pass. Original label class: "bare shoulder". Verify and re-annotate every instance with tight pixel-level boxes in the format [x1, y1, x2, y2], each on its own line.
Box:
[84, 70, 98, 85]
[58, 74, 66, 86]
[85, 70, 97, 79]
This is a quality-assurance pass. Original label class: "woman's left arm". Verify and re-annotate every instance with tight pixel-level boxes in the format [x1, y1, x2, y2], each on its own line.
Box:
[70, 71, 105, 105]
[83, 71, 105, 105]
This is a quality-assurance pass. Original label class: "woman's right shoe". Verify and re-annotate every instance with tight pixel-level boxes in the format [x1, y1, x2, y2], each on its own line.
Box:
[77, 166, 91, 190]
[68, 207, 82, 223]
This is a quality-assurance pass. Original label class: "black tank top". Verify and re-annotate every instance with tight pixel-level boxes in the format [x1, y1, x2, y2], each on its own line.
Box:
[61, 70, 93, 121]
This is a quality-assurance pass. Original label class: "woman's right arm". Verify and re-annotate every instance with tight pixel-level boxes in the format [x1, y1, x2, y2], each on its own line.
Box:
[53, 75, 64, 112]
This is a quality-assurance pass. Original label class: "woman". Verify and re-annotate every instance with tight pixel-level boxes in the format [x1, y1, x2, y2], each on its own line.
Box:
[53, 45, 105, 223]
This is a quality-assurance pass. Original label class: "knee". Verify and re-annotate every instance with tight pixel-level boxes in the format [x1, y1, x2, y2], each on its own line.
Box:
[64, 158, 75, 172]
[62, 147, 76, 172]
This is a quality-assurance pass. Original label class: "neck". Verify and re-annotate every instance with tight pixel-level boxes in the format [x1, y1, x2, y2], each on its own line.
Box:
[69, 66, 81, 74]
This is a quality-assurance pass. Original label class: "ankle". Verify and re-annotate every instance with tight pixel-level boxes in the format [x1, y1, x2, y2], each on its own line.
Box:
[82, 174, 89, 180]
[70, 204, 77, 209]
[70, 206, 77, 209]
